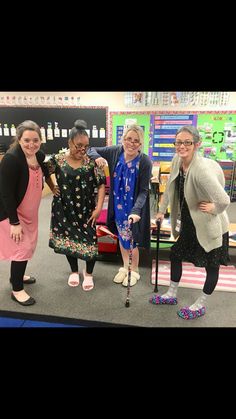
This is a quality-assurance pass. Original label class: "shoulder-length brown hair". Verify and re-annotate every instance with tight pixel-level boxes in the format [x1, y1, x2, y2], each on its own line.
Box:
[10, 120, 42, 148]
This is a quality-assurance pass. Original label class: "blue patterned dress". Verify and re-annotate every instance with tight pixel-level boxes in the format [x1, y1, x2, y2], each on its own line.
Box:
[113, 152, 140, 249]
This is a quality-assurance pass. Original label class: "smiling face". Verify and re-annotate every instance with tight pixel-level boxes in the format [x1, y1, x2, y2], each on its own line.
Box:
[69, 134, 89, 160]
[122, 129, 142, 160]
[19, 130, 41, 158]
[174, 130, 197, 161]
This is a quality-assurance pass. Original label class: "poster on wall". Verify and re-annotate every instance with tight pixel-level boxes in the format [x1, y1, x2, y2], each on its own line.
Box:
[197, 114, 236, 161]
[150, 114, 197, 161]
[124, 92, 145, 106]
[111, 113, 151, 155]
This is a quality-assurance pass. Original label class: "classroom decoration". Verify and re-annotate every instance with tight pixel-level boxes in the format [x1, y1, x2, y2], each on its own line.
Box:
[0, 107, 107, 154]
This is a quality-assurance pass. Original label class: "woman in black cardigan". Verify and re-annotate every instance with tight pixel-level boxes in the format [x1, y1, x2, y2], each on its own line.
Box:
[0, 120, 57, 306]
[87, 125, 152, 287]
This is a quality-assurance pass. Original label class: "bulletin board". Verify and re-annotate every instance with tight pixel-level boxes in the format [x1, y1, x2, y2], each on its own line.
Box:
[151, 114, 198, 161]
[197, 113, 236, 161]
[0, 107, 108, 154]
[110, 112, 152, 155]
[110, 111, 236, 163]
[110, 110, 236, 202]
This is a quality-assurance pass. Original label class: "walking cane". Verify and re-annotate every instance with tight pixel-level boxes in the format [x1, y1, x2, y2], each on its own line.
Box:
[153, 219, 161, 293]
[125, 218, 134, 308]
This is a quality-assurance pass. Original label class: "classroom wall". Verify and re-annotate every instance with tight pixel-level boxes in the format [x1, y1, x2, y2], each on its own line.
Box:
[1, 91, 236, 155]
[1, 91, 236, 111]
[1, 92, 236, 200]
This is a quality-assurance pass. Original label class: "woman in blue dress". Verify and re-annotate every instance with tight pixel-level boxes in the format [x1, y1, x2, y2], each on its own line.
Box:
[87, 125, 152, 287]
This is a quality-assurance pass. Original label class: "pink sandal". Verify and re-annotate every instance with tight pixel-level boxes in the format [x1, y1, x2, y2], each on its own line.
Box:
[68, 273, 80, 287]
[82, 269, 94, 291]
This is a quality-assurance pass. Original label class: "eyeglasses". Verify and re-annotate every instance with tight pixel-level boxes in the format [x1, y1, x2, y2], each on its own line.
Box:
[124, 138, 140, 146]
[173, 141, 194, 147]
[72, 143, 89, 151]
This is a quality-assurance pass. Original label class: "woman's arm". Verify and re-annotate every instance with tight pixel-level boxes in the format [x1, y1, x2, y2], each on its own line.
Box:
[130, 157, 152, 216]
[197, 166, 230, 214]
[87, 145, 118, 168]
[88, 184, 106, 227]
[158, 183, 170, 214]
[0, 154, 20, 224]
[87, 146, 110, 160]
[45, 176, 60, 196]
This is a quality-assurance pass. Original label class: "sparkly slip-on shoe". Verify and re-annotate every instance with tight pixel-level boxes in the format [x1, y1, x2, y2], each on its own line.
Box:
[149, 295, 178, 305]
[177, 306, 206, 320]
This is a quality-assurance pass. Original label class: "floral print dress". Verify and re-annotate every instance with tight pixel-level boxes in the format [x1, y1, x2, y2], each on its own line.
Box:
[47, 153, 106, 261]
[113, 152, 140, 249]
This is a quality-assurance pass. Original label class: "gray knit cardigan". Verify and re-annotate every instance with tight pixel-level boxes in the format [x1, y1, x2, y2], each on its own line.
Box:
[159, 152, 230, 252]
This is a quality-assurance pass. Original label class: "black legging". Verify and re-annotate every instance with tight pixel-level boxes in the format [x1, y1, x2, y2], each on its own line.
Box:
[170, 259, 220, 295]
[10, 260, 28, 292]
[66, 255, 96, 275]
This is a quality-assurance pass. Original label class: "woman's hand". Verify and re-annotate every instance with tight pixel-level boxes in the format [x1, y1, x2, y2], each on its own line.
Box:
[88, 209, 101, 227]
[52, 185, 60, 197]
[95, 157, 108, 168]
[128, 214, 141, 224]
[198, 201, 215, 213]
[10, 224, 24, 243]
[156, 212, 165, 224]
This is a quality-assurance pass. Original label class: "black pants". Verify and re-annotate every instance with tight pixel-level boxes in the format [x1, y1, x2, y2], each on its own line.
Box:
[171, 260, 220, 295]
[66, 255, 96, 275]
[10, 260, 28, 292]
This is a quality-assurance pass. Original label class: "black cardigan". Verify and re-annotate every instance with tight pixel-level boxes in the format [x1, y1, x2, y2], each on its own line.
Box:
[0, 144, 50, 224]
[87, 145, 153, 249]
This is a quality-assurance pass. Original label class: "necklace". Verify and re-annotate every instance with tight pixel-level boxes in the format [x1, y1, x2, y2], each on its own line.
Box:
[181, 165, 188, 174]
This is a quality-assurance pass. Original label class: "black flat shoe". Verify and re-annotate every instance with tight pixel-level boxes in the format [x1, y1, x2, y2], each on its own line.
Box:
[23, 276, 36, 284]
[9, 276, 36, 285]
[11, 293, 36, 306]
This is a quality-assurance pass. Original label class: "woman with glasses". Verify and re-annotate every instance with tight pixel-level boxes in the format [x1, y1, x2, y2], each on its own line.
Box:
[87, 125, 152, 287]
[47, 120, 106, 291]
[150, 125, 230, 319]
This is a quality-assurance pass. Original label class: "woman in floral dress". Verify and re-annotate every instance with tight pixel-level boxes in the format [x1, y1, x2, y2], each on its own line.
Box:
[47, 120, 106, 291]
